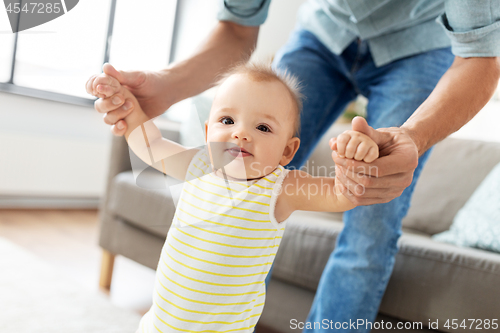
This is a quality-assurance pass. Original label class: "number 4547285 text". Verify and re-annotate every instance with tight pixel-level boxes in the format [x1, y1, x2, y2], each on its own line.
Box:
[6, 2, 62, 14]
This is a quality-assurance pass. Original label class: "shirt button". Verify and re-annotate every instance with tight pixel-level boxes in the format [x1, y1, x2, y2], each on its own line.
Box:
[349, 15, 358, 23]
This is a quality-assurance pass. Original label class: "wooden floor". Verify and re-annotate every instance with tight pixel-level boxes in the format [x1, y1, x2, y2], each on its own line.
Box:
[0, 209, 156, 316]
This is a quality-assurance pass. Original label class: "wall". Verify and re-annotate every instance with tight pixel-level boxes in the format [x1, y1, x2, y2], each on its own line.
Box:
[172, 0, 306, 63]
[0, 92, 111, 207]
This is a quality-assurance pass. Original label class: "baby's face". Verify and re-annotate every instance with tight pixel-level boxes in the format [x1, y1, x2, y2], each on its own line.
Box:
[205, 73, 300, 180]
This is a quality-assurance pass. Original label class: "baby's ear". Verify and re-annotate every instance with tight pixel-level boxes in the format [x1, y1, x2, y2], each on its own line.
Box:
[280, 137, 300, 166]
[204, 120, 209, 143]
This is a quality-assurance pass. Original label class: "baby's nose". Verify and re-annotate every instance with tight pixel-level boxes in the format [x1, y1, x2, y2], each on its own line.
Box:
[234, 134, 249, 141]
[233, 129, 251, 141]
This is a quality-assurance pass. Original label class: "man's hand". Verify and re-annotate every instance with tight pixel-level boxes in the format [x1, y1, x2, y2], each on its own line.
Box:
[85, 63, 170, 136]
[330, 117, 419, 206]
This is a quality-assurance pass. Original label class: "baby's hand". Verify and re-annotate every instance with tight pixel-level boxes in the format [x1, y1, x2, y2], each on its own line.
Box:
[94, 74, 149, 139]
[330, 130, 379, 163]
[115, 85, 151, 139]
[89, 73, 134, 129]
[87, 70, 122, 100]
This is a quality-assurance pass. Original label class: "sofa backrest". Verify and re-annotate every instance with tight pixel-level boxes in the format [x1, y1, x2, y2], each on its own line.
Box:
[306, 122, 500, 235]
[401, 137, 500, 235]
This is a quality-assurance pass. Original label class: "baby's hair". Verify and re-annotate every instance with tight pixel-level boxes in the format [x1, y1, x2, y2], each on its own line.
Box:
[215, 61, 304, 138]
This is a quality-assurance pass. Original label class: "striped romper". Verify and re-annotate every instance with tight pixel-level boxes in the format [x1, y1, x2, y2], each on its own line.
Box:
[138, 147, 290, 333]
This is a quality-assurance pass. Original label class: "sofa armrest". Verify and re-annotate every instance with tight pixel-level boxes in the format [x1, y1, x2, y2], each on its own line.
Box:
[99, 135, 132, 213]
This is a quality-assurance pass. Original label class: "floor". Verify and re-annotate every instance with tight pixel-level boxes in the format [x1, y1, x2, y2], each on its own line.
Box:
[0, 208, 156, 316]
[0, 208, 437, 333]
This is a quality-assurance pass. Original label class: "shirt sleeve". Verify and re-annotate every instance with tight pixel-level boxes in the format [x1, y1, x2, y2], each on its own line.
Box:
[437, 0, 500, 57]
[216, 0, 271, 26]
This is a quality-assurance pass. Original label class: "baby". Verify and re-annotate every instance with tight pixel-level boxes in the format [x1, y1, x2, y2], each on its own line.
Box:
[95, 62, 378, 333]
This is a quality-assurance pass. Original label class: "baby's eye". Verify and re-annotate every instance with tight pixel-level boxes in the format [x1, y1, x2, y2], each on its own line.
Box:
[221, 117, 234, 125]
[257, 124, 270, 132]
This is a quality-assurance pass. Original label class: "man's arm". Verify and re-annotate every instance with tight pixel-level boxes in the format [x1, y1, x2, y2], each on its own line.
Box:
[402, 56, 500, 155]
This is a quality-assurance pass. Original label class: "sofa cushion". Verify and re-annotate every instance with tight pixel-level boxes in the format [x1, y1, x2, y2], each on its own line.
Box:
[401, 138, 500, 235]
[108, 170, 182, 239]
[432, 162, 500, 252]
[380, 232, 500, 327]
[273, 210, 500, 295]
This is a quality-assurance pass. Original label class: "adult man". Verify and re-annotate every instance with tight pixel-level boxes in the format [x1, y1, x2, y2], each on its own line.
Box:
[87, 0, 500, 331]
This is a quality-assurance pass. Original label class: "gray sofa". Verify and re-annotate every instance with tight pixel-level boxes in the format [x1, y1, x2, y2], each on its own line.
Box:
[97, 120, 500, 333]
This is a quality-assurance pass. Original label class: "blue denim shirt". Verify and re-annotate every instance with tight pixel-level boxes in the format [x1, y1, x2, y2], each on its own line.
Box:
[217, 0, 500, 67]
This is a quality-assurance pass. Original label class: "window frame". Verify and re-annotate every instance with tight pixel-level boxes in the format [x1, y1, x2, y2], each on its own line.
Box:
[0, 0, 180, 107]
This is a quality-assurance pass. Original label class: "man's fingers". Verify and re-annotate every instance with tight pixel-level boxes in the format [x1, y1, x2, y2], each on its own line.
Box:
[335, 168, 403, 204]
[103, 63, 147, 90]
[102, 63, 123, 82]
[338, 165, 412, 190]
[102, 106, 134, 126]
[339, 187, 395, 206]
[333, 152, 416, 177]
[110, 120, 128, 137]
[94, 94, 132, 114]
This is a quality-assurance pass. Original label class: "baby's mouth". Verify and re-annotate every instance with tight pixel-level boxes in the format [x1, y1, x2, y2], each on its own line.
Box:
[225, 147, 252, 157]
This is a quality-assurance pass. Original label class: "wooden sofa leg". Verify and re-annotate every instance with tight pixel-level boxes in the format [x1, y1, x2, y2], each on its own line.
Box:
[99, 249, 115, 292]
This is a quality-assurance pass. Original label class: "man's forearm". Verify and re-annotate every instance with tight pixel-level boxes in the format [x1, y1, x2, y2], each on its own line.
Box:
[402, 56, 500, 156]
[159, 21, 259, 108]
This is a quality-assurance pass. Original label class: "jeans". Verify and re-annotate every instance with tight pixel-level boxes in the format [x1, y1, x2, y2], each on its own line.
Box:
[265, 27, 454, 332]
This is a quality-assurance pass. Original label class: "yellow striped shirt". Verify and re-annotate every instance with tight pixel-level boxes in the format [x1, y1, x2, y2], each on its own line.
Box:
[138, 147, 290, 333]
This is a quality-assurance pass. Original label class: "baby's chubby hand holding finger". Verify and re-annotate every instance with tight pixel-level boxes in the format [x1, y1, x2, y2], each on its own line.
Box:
[329, 124, 379, 163]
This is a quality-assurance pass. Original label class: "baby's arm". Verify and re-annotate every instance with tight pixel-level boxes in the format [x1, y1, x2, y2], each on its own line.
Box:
[276, 130, 379, 219]
[105, 77, 199, 181]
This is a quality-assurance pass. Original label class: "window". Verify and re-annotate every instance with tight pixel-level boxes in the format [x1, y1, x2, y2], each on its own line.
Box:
[1, 0, 178, 105]
[0, 20, 15, 82]
[109, 0, 177, 71]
